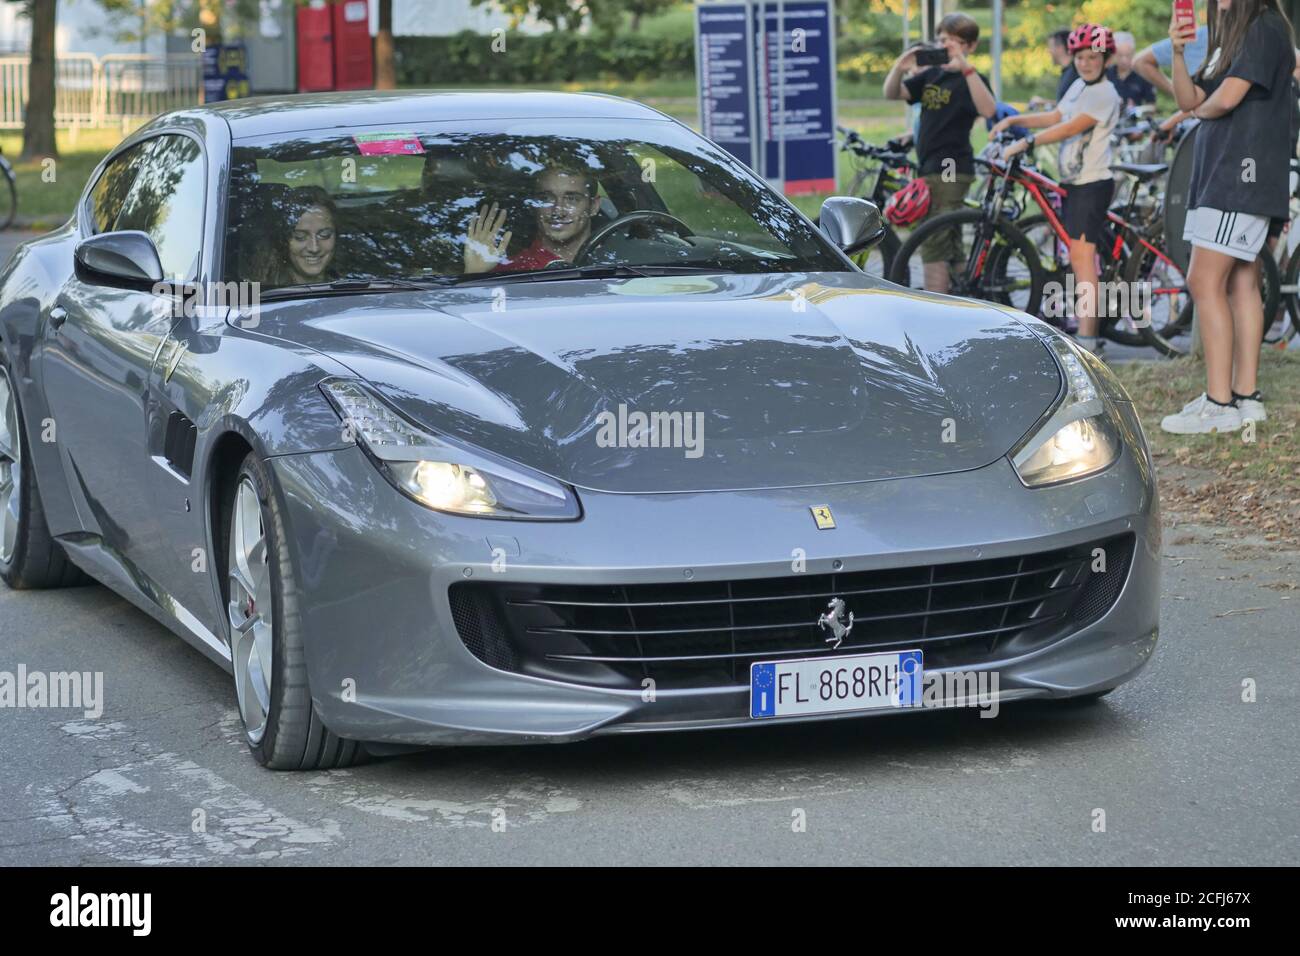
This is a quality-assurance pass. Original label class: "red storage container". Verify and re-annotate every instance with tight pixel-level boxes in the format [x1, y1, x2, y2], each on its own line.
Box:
[332, 0, 374, 91]
[296, 3, 335, 92]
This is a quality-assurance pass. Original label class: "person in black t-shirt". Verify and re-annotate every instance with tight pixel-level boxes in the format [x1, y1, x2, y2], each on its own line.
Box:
[883, 12, 997, 292]
[1161, 0, 1297, 436]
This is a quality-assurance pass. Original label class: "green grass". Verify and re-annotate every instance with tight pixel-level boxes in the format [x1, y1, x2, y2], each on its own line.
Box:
[0, 127, 133, 231]
[1111, 349, 1300, 544]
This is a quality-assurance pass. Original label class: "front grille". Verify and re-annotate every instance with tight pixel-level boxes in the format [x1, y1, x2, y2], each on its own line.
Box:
[449, 534, 1135, 689]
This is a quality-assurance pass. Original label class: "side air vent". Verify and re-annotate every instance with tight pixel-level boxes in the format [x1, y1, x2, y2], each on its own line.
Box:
[163, 411, 198, 479]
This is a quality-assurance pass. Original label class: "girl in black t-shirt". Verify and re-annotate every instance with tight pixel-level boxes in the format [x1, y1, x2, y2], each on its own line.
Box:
[1161, 0, 1297, 435]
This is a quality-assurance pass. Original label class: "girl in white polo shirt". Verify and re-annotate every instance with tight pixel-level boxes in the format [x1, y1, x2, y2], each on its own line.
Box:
[995, 24, 1121, 357]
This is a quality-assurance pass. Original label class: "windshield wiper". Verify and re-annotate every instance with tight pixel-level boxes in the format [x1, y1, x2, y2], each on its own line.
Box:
[448, 264, 735, 287]
[259, 277, 439, 301]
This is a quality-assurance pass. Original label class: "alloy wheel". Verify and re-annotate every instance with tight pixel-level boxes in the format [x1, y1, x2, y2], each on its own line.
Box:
[0, 367, 21, 565]
[228, 478, 274, 743]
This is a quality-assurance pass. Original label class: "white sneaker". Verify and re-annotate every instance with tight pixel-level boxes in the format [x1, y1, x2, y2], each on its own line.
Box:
[1160, 393, 1242, 434]
[1238, 398, 1266, 422]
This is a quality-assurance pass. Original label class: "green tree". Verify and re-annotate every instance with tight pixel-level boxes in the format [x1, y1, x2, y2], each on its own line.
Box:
[11, 0, 58, 161]
[472, 0, 594, 33]
[619, 0, 679, 33]
[95, 0, 261, 44]
[1011, 0, 1175, 51]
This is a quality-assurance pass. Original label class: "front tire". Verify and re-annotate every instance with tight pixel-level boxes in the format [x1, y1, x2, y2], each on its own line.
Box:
[223, 452, 364, 770]
[0, 356, 88, 589]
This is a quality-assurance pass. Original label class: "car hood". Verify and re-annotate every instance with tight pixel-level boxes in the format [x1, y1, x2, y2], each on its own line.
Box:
[251, 273, 1061, 494]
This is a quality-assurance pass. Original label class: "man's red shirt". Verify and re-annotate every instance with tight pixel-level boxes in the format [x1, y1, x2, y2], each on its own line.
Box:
[497, 239, 562, 272]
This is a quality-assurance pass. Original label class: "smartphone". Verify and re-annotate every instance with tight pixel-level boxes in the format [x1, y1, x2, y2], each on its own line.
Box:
[1173, 0, 1196, 31]
[915, 47, 950, 67]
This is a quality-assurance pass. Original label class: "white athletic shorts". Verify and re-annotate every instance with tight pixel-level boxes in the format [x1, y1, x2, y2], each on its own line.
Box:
[1182, 207, 1270, 261]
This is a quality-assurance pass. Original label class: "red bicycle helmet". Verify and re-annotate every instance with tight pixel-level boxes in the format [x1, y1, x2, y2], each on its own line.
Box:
[884, 178, 931, 227]
[1067, 23, 1116, 55]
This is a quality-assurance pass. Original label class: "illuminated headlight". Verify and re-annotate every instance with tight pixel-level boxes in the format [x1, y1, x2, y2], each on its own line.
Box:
[1011, 339, 1121, 487]
[320, 379, 580, 520]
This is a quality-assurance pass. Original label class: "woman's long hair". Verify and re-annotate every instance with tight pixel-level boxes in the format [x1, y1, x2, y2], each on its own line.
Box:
[1196, 0, 1295, 81]
[258, 185, 339, 287]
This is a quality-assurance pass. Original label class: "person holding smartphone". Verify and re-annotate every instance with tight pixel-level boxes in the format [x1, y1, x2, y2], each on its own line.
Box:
[883, 12, 997, 293]
[1161, 0, 1297, 434]
[994, 24, 1122, 356]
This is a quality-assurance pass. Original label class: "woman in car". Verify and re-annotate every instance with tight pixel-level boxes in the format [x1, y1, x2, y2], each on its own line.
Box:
[257, 186, 339, 287]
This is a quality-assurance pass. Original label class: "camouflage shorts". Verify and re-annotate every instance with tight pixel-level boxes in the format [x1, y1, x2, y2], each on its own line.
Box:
[918, 173, 975, 264]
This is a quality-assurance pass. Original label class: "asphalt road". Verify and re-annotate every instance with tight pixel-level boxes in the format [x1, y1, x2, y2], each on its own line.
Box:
[1, 520, 1296, 866]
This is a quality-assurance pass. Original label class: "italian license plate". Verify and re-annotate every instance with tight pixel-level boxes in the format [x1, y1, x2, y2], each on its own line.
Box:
[750, 650, 923, 718]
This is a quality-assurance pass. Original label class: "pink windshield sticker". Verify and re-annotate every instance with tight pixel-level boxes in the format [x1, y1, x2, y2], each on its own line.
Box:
[352, 133, 425, 156]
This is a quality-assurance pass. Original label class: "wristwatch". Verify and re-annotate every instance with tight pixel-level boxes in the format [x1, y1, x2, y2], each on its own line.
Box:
[1025, 133, 1036, 148]
[962, 65, 976, 77]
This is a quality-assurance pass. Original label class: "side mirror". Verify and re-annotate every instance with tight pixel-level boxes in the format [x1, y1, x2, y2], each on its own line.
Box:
[74, 231, 164, 288]
[818, 196, 886, 255]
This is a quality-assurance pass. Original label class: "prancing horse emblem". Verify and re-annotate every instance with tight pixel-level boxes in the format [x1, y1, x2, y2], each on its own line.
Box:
[817, 597, 854, 649]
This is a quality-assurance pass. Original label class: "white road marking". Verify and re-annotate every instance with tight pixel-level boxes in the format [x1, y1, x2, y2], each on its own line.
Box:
[304, 771, 582, 828]
[26, 718, 345, 863]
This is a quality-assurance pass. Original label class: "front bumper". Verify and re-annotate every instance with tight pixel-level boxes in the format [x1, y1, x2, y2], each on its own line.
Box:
[268, 433, 1159, 746]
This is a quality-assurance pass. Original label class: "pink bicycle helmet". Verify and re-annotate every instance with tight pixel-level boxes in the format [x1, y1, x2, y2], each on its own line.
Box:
[1068, 23, 1116, 55]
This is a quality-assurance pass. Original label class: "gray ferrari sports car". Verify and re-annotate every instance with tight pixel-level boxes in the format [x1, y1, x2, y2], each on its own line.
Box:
[0, 92, 1159, 769]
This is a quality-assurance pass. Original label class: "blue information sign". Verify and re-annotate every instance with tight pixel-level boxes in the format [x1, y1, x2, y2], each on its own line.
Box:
[695, 3, 758, 171]
[753, 1, 837, 194]
[696, 1, 838, 195]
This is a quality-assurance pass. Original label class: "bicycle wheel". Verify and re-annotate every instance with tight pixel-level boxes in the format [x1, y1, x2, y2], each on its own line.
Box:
[852, 225, 899, 279]
[1273, 245, 1300, 342]
[1125, 234, 1192, 357]
[1131, 243, 1279, 357]
[1016, 214, 1066, 265]
[888, 208, 1045, 315]
[1258, 251, 1283, 345]
[0, 161, 15, 231]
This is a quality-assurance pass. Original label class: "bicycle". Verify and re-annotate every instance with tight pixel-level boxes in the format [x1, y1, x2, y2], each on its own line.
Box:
[888, 140, 1279, 356]
[835, 125, 917, 278]
[1269, 157, 1300, 345]
[1110, 105, 1176, 167]
[1014, 159, 1191, 351]
[0, 146, 15, 231]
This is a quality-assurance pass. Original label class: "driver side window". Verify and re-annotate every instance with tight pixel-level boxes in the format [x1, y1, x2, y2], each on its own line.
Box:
[113, 135, 206, 282]
[88, 135, 207, 282]
[88, 142, 149, 235]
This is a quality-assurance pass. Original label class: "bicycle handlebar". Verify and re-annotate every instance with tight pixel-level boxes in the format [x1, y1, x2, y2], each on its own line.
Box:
[836, 129, 918, 171]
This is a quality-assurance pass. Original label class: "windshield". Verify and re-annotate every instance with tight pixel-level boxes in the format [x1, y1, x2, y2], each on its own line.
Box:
[222, 118, 846, 289]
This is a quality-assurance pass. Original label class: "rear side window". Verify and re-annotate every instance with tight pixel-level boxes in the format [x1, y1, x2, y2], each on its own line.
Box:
[114, 135, 207, 281]
[88, 142, 149, 234]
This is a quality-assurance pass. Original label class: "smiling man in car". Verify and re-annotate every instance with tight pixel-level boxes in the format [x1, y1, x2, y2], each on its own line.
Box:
[462, 165, 602, 274]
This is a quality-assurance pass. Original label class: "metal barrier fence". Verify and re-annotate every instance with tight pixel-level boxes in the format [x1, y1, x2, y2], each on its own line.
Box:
[0, 53, 202, 129]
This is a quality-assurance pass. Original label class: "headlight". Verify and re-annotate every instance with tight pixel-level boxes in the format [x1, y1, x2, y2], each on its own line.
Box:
[320, 379, 580, 520]
[1011, 338, 1121, 487]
